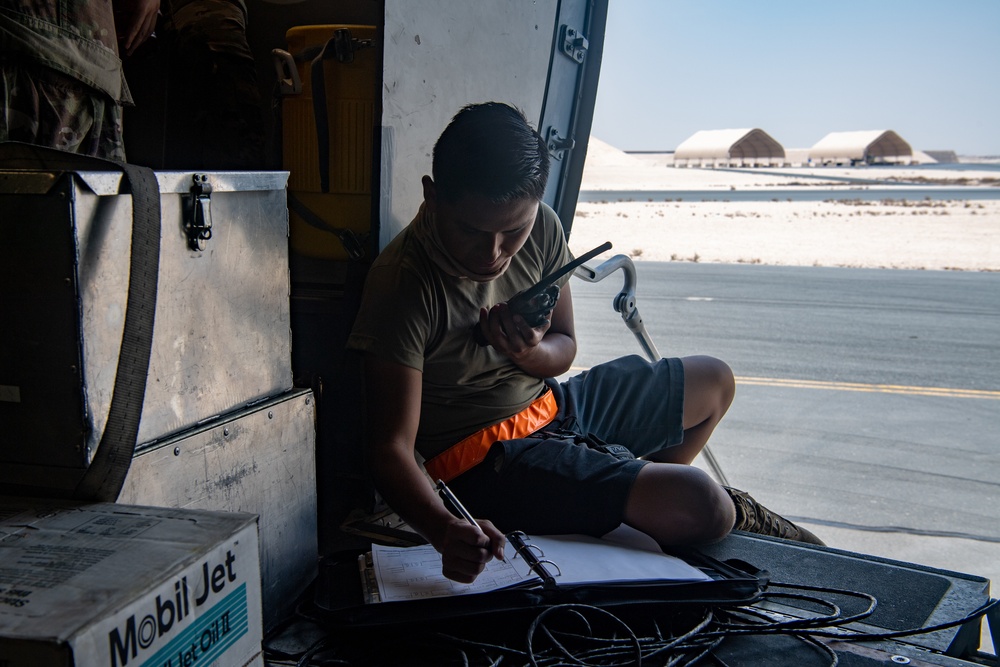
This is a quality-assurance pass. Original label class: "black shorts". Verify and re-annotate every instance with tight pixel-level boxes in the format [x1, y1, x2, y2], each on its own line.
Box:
[450, 355, 685, 536]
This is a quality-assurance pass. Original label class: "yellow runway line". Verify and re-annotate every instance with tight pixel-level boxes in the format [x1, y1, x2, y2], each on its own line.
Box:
[564, 367, 999, 400]
[736, 376, 1000, 400]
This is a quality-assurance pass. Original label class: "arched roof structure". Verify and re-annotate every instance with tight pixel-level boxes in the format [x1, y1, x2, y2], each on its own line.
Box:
[808, 130, 912, 165]
[673, 129, 785, 166]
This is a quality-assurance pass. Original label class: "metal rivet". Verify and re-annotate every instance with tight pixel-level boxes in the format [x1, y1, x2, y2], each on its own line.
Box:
[173, 447, 180, 456]
[223, 427, 230, 436]
[267, 411, 274, 419]
[305, 397, 311, 405]
[891, 657, 910, 665]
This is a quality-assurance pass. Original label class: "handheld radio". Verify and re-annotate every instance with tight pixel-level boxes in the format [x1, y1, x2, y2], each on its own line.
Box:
[475, 241, 612, 345]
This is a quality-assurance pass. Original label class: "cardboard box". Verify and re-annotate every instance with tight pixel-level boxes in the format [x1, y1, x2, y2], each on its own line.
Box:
[0, 499, 263, 667]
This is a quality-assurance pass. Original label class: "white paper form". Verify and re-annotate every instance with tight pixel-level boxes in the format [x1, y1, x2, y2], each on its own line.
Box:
[371, 543, 539, 603]
[370, 524, 710, 603]
[525, 531, 711, 585]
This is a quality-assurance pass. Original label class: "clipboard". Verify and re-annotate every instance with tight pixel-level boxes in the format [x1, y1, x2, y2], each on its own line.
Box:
[314, 527, 767, 627]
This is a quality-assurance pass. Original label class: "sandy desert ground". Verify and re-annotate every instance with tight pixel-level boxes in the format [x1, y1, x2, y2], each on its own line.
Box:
[569, 138, 1000, 272]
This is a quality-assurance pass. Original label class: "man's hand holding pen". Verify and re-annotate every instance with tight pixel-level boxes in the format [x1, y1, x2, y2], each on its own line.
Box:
[436, 480, 507, 584]
[438, 518, 506, 584]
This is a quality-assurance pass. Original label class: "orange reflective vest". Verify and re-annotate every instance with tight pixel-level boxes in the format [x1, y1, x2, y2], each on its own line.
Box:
[423, 389, 559, 483]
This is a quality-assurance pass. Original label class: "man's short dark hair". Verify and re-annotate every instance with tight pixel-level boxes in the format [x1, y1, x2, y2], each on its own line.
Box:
[432, 102, 550, 204]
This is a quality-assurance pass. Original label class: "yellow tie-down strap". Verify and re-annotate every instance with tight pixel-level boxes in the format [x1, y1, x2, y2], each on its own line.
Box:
[424, 390, 558, 483]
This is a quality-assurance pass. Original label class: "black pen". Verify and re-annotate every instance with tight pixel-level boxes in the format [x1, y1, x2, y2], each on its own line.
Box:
[435, 479, 481, 531]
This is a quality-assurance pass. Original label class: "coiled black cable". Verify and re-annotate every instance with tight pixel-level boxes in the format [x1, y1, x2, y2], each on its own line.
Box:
[264, 583, 997, 666]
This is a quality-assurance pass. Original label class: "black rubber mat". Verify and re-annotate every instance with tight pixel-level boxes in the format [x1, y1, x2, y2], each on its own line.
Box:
[698, 532, 953, 631]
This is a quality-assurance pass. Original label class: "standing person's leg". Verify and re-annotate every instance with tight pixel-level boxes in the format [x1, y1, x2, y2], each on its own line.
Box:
[163, 0, 265, 169]
[0, 62, 126, 161]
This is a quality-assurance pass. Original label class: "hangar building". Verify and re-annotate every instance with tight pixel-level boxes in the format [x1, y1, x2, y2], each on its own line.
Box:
[808, 130, 913, 166]
[673, 128, 786, 167]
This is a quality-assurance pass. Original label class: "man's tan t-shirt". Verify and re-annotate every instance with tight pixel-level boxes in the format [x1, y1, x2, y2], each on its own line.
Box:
[347, 202, 573, 459]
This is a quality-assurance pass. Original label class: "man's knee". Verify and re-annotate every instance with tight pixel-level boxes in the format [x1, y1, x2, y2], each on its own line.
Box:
[700, 475, 737, 543]
[678, 467, 734, 543]
[627, 464, 735, 545]
[684, 355, 735, 412]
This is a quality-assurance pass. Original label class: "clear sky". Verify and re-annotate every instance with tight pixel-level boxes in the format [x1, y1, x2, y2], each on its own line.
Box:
[590, 0, 1000, 156]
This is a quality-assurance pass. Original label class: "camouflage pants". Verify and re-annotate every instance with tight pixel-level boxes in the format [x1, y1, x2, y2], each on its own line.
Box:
[0, 60, 126, 161]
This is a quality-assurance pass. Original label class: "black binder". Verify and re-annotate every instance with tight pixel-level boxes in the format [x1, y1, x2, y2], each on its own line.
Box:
[314, 530, 766, 627]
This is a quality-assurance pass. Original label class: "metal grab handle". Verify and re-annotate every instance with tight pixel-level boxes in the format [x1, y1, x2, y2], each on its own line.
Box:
[271, 49, 301, 95]
[574, 254, 659, 363]
[574, 255, 730, 487]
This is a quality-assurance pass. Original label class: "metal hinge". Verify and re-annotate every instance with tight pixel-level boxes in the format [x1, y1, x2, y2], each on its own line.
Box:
[559, 24, 588, 63]
[546, 127, 576, 161]
[185, 174, 213, 251]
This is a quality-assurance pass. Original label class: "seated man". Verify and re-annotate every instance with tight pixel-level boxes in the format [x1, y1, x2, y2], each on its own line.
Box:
[347, 102, 822, 584]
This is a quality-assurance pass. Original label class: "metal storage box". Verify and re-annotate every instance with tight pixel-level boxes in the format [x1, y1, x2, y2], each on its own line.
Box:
[118, 388, 317, 632]
[0, 169, 292, 495]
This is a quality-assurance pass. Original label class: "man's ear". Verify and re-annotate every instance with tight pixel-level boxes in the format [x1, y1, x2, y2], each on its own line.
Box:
[421, 175, 437, 213]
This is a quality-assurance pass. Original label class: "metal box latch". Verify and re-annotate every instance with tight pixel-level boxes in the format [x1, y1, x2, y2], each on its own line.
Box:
[185, 174, 213, 250]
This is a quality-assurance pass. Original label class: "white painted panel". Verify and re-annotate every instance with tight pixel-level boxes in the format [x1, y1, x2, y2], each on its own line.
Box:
[380, 0, 559, 247]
